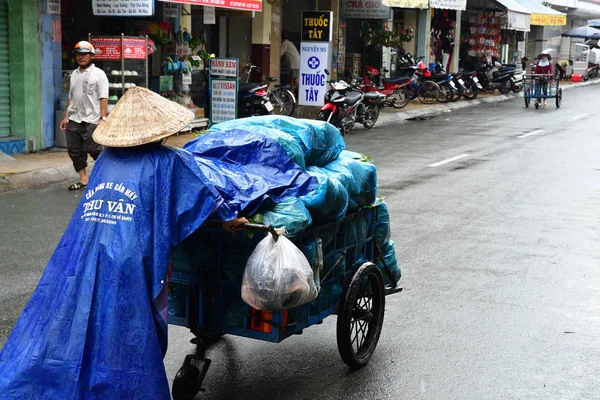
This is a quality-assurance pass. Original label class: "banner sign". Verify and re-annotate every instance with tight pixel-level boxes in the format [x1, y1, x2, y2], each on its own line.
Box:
[429, 0, 466, 10]
[298, 42, 330, 106]
[92, 0, 154, 16]
[530, 14, 567, 26]
[47, 0, 61, 15]
[382, 0, 427, 8]
[163, 3, 179, 18]
[210, 58, 239, 78]
[211, 79, 238, 123]
[159, 0, 262, 12]
[90, 37, 147, 60]
[302, 11, 333, 42]
[342, 0, 392, 20]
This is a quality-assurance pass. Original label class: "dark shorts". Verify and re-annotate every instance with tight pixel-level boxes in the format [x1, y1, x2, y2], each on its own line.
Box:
[291, 69, 300, 79]
[66, 120, 102, 172]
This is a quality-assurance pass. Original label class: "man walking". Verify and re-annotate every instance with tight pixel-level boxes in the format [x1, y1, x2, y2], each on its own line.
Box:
[281, 33, 300, 94]
[60, 41, 109, 191]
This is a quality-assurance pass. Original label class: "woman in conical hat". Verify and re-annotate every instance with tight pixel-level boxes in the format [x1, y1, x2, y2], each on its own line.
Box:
[0, 87, 247, 399]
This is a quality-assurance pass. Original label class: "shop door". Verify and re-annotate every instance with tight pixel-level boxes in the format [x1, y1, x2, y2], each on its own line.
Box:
[0, 1, 9, 137]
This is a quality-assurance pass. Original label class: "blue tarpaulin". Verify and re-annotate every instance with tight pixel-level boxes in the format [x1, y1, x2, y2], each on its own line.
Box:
[0, 141, 317, 398]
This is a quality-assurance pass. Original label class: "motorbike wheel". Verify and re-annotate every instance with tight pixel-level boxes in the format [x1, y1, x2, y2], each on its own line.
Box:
[317, 110, 343, 134]
[417, 81, 440, 104]
[363, 105, 380, 130]
[450, 85, 462, 102]
[499, 80, 512, 95]
[512, 81, 523, 93]
[437, 83, 454, 103]
[391, 88, 410, 109]
[463, 81, 479, 100]
[270, 88, 296, 116]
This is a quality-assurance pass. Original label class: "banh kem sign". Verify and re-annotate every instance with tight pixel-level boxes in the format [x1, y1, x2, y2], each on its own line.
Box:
[302, 11, 333, 42]
[298, 42, 331, 106]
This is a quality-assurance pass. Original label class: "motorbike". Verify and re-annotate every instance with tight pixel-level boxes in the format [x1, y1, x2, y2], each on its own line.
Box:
[476, 62, 516, 94]
[363, 65, 414, 109]
[587, 62, 599, 79]
[237, 64, 274, 118]
[424, 62, 458, 103]
[316, 70, 384, 134]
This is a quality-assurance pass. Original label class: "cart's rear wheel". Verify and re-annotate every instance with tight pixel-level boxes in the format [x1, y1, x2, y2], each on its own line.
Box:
[556, 88, 563, 108]
[524, 97, 530, 108]
[172, 355, 211, 400]
[337, 262, 385, 368]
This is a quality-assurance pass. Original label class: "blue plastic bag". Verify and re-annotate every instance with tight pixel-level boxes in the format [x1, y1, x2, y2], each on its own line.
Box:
[376, 240, 401, 286]
[323, 150, 377, 212]
[301, 166, 349, 222]
[374, 200, 391, 245]
[262, 197, 313, 234]
[207, 125, 306, 168]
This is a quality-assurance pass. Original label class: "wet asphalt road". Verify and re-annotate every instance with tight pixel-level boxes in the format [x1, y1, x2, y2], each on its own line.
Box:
[1, 86, 599, 399]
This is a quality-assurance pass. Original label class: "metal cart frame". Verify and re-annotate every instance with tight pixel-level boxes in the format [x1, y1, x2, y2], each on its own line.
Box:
[523, 74, 562, 109]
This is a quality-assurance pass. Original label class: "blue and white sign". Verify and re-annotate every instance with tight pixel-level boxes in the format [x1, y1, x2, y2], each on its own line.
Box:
[92, 0, 154, 16]
[299, 42, 331, 106]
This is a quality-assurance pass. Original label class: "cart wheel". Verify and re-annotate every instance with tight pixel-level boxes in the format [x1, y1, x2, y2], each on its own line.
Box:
[336, 262, 385, 368]
[524, 97, 530, 108]
[172, 355, 211, 400]
[556, 88, 562, 108]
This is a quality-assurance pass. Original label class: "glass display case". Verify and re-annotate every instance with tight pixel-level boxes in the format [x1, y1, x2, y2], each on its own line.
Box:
[89, 34, 149, 108]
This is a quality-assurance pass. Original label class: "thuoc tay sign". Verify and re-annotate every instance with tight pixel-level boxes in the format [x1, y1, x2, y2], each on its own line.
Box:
[298, 42, 330, 106]
[302, 11, 333, 42]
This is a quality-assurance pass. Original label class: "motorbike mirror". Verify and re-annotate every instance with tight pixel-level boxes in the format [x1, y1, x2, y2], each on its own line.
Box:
[383, 68, 389, 73]
[324, 69, 330, 75]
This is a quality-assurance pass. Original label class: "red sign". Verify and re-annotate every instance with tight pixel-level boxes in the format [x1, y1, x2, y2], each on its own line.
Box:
[90, 38, 122, 60]
[159, 0, 262, 12]
[90, 37, 147, 60]
[123, 38, 147, 59]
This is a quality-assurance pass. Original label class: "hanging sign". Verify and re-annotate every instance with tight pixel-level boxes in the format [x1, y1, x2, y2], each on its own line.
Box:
[123, 38, 147, 59]
[428, 0, 466, 11]
[210, 58, 239, 78]
[342, 0, 392, 20]
[530, 14, 566, 26]
[47, 0, 61, 15]
[159, 0, 262, 12]
[381, 0, 427, 8]
[204, 7, 216, 24]
[160, 76, 174, 92]
[298, 42, 330, 106]
[163, 3, 180, 18]
[302, 11, 333, 42]
[90, 37, 122, 60]
[211, 79, 238, 123]
[92, 0, 154, 16]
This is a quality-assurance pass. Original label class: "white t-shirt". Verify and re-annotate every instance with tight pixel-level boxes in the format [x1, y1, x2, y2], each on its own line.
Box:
[281, 40, 300, 70]
[67, 64, 109, 124]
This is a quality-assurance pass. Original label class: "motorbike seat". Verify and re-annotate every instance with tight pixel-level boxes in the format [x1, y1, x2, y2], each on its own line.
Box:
[422, 74, 450, 81]
[344, 91, 363, 105]
[382, 76, 411, 85]
[364, 91, 381, 100]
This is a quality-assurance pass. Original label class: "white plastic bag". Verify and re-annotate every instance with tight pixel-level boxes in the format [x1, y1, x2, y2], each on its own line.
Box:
[241, 233, 318, 311]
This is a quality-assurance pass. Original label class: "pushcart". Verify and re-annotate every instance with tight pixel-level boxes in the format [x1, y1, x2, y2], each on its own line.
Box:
[523, 74, 562, 109]
[167, 205, 402, 399]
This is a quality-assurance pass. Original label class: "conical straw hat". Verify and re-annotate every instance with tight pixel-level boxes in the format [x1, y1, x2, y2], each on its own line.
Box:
[93, 86, 194, 147]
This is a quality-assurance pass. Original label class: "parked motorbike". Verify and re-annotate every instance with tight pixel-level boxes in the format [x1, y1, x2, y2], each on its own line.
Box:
[316, 70, 383, 134]
[461, 71, 483, 100]
[363, 65, 414, 109]
[237, 64, 274, 118]
[425, 62, 458, 103]
[587, 62, 599, 79]
[476, 62, 515, 94]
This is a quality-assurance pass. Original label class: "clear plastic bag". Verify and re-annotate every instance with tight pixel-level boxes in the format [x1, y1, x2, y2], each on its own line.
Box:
[242, 233, 319, 311]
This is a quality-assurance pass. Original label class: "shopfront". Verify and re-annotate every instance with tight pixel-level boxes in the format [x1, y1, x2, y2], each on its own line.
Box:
[428, 0, 466, 73]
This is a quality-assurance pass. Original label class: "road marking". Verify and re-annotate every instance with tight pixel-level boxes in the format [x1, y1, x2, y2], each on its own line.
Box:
[428, 154, 471, 167]
[518, 129, 544, 139]
[571, 113, 589, 121]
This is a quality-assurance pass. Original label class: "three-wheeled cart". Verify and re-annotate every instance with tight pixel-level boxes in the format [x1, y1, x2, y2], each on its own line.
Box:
[167, 205, 401, 399]
[523, 74, 562, 109]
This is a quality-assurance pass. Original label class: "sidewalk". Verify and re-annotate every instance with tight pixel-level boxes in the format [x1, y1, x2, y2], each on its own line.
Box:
[1, 78, 598, 193]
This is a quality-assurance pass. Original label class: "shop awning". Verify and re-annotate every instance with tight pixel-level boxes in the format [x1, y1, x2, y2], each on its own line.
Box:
[429, 0, 467, 10]
[572, 1, 600, 20]
[513, 0, 566, 26]
[159, 0, 262, 12]
[381, 0, 428, 8]
[495, 0, 531, 31]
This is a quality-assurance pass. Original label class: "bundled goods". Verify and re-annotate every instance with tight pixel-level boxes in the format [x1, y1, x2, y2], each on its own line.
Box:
[323, 151, 377, 212]
[374, 200, 391, 244]
[376, 239, 401, 286]
[261, 197, 313, 235]
[301, 167, 349, 223]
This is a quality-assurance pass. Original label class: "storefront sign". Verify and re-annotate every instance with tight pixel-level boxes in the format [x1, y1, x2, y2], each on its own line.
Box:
[429, 0, 466, 11]
[159, 0, 262, 12]
[204, 7, 216, 24]
[381, 0, 427, 8]
[342, 0, 392, 20]
[47, 0, 61, 15]
[530, 13, 566, 26]
[506, 11, 530, 32]
[165, 42, 191, 57]
[160, 76, 174, 92]
[211, 79, 238, 123]
[92, 0, 154, 16]
[302, 11, 333, 42]
[52, 20, 62, 43]
[298, 42, 330, 106]
[90, 38, 122, 60]
[163, 3, 179, 18]
[210, 58, 239, 78]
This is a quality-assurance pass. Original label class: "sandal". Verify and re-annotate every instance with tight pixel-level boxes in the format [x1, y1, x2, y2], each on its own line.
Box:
[68, 182, 87, 191]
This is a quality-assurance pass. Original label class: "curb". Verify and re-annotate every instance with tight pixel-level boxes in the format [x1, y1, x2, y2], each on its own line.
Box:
[377, 78, 600, 125]
[0, 163, 89, 194]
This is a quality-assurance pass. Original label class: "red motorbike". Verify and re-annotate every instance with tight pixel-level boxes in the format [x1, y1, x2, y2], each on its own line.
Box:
[363, 65, 414, 109]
